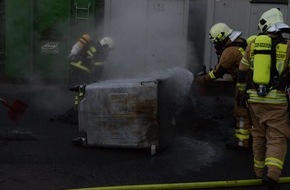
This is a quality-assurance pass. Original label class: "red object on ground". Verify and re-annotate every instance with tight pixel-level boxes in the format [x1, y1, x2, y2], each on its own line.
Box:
[0, 98, 28, 123]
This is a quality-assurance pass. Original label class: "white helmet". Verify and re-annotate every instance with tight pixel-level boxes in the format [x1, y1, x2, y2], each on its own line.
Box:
[258, 8, 289, 33]
[100, 37, 115, 49]
[209, 23, 233, 43]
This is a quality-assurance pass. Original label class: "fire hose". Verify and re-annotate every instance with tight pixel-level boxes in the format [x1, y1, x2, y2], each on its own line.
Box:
[67, 177, 290, 190]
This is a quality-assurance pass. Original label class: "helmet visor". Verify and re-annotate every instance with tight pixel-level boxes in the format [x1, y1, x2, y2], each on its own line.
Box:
[102, 44, 111, 51]
[229, 31, 242, 41]
[267, 22, 290, 32]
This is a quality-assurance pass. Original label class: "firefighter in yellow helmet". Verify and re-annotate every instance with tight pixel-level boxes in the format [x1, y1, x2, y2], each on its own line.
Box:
[194, 23, 251, 150]
[68, 34, 114, 85]
[237, 8, 290, 190]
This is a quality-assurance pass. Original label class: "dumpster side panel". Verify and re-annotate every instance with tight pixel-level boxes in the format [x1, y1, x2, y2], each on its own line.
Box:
[79, 79, 160, 148]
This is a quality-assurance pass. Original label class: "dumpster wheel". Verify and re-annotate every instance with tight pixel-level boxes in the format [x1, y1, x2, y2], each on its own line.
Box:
[150, 144, 157, 155]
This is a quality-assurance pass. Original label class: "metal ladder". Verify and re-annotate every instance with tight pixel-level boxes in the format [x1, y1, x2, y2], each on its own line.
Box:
[74, 3, 91, 24]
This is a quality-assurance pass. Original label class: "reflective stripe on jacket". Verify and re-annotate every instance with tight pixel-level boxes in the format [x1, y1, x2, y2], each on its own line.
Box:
[247, 89, 288, 104]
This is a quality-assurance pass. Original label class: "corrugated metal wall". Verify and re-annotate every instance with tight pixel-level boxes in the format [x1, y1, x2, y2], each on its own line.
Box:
[2, 0, 289, 82]
[70, 0, 104, 41]
[0, 0, 4, 61]
[103, 0, 189, 79]
[187, 0, 208, 72]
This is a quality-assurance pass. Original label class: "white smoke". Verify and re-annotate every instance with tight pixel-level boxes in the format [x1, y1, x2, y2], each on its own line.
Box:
[102, 0, 196, 80]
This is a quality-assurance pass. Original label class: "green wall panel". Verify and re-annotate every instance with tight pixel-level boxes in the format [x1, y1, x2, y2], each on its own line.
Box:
[5, 0, 70, 82]
[5, 0, 104, 83]
[33, 0, 70, 82]
[5, 0, 32, 77]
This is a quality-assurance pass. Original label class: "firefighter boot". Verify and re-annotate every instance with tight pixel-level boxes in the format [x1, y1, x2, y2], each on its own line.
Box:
[72, 137, 87, 147]
[262, 175, 280, 190]
[225, 140, 249, 150]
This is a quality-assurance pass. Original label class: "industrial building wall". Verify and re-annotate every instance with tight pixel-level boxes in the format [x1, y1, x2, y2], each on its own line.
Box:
[4, 0, 105, 83]
[103, 0, 189, 80]
[69, 0, 105, 42]
[2, 0, 289, 83]
[0, 0, 4, 61]
[5, 0, 33, 79]
[0, 0, 5, 78]
[187, 0, 208, 72]
[202, 0, 289, 75]
[32, 0, 70, 82]
[5, 0, 70, 81]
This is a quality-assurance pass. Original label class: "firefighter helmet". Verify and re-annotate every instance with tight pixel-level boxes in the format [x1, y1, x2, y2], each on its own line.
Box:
[209, 23, 233, 43]
[258, 8, 290, 33]
[100, 37, 115, 50]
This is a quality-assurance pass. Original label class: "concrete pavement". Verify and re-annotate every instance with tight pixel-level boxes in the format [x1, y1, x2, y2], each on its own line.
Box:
[0, 82, 290, 190]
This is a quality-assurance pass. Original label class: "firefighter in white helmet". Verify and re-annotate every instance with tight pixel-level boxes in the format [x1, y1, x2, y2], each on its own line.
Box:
[68, 34, 114, 85]
[194, 23, 251, 150]
[237, 8, 290, 190]
[69, 34, 114, 119]
[68, 34, 115, 145]
[50, 34, 114, 125]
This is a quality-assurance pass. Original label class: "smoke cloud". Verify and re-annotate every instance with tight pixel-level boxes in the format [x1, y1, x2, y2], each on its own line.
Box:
[102, 0, 197, 80]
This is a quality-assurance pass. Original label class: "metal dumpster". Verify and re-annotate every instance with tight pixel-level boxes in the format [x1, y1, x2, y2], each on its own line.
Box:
[79, 68, 193, 154]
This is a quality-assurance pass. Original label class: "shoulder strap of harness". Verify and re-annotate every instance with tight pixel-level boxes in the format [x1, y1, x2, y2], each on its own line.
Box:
[224, 38, 247, 50]
[270, 35, 286, 78]
[217, 38, 247, 62]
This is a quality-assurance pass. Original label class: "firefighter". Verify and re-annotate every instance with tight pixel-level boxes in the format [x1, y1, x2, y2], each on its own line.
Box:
[50, 34, 114, 124]
[237, 8, 290, 190]
[68, 34, 115, 85]
[69, 34, 114, 119]
[194, 23, 251, 150]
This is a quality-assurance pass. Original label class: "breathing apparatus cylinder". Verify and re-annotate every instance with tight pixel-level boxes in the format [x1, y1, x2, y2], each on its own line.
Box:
[253, 35, 272, 96]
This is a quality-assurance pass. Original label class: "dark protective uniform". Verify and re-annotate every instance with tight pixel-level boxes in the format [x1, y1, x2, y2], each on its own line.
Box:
[50, 34, 111, 124]
[69, 34, 109, 86]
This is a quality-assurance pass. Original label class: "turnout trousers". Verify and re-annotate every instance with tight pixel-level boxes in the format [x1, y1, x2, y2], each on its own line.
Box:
[249, 103, 290, 182]
[234, 87, 251, 147]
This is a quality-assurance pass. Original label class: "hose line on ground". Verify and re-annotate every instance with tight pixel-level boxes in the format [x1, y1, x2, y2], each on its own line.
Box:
[67, 176, 290, 190]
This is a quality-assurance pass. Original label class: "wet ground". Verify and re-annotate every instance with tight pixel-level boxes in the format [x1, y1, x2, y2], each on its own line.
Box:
[0, 83, 290, 190]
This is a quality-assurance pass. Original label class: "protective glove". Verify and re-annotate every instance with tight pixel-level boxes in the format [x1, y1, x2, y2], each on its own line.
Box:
[194, 75, 207, 86]
[196, 64, 207, 77]
[68, 54, 79, 62]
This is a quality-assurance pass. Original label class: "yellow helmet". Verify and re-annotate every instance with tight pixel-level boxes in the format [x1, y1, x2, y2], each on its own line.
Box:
[209, 23, 233, 43]
[258, 8, 289, 33]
